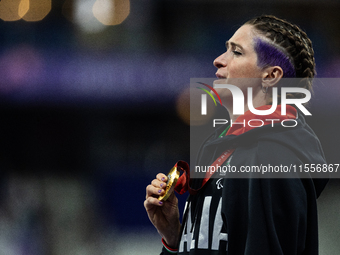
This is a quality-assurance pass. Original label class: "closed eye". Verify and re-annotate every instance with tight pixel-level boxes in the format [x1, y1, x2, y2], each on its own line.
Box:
[232, 50, 242, 56]
[226, 41, 244, 56]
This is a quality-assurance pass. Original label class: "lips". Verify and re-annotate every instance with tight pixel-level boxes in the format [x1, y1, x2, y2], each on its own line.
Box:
[215, 73, 226, 79]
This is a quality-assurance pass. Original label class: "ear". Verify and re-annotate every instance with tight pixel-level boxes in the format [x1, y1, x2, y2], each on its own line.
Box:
[261, 66, 283, 87]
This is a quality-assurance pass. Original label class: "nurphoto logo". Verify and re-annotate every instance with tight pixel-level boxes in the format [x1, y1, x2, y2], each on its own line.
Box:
[193, 78, 312, 129]
[199, 83, 311, 116]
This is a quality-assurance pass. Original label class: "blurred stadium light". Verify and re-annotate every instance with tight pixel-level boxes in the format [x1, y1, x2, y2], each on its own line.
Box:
[93, 0, 130, 26]
[0, 0, 28, 21]
[0, 0, 51, 22]
[63, 0, 130, 33]
[0, 0, 130, 25]
[22, 0, 51, 22]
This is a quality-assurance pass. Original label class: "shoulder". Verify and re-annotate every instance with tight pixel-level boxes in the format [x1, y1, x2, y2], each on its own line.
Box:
[234, 115, 326, 164]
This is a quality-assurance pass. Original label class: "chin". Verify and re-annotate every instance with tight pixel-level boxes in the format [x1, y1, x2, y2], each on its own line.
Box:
[213, 78, 228, 86]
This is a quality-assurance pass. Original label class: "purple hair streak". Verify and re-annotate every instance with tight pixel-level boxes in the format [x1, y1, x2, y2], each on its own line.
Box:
[254, 38, 296, 78]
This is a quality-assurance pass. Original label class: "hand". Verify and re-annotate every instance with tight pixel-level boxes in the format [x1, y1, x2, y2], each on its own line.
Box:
[144, 173, 181, 248]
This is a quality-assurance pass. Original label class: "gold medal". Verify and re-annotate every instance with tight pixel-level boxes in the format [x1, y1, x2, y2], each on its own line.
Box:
[158, 166, 180, 201]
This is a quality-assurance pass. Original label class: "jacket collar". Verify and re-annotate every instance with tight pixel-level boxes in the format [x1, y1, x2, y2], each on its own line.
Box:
[226, 105, 297, 136]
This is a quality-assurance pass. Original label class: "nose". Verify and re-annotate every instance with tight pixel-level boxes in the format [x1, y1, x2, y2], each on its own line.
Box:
[213, 52, 227, 69]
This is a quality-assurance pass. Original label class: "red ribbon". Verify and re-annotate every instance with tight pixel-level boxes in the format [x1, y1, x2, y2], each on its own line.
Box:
[175, 149, 234, 195]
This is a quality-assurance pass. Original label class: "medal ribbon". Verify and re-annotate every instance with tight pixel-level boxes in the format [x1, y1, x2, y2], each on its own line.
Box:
[174, 149, 234, 195]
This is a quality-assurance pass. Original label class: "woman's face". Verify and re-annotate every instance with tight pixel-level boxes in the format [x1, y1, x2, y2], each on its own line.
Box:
[214, 24, 264, 79]
[213, 24, 268, 107]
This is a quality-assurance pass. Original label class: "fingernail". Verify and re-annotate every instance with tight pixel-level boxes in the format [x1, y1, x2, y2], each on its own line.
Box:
[158, 189, 162, 193]
[162, 177, 165, 181]
[160, 183, 163, 188]
[159, 201, 163, 205]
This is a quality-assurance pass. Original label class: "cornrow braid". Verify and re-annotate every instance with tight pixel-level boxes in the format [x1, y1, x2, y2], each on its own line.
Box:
[245, 15, 315, 101]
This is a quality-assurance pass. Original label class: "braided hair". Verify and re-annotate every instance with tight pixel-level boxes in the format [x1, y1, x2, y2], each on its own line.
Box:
[245, 15, 315, 100]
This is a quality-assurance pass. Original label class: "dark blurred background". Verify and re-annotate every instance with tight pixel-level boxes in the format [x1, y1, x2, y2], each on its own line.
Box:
[0, 0, 339, 254]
